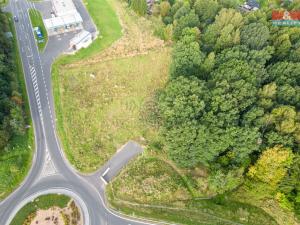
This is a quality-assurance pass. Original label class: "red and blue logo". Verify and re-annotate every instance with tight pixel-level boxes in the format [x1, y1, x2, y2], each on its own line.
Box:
[272, 10, 300, 26]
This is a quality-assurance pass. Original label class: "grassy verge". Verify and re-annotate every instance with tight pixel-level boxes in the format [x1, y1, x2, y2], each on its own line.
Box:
[0, 13, 33, 200]
[28, 9, 48, 52]
[0, 0, 7, 6]
[10, 194, 70, 225]
[107, 155, 278, 225]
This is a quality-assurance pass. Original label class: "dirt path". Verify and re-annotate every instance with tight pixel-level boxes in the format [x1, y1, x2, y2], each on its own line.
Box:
[66, 0, 165, 68]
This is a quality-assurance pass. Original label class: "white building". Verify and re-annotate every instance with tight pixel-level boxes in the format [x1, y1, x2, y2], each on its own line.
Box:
[52, 0, 78, 17]
[44, 0, 83, 36]
[69, 30, 92, 51]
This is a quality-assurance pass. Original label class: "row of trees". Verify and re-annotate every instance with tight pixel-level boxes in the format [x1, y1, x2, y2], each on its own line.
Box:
[155, 0, 300, 216]
[0, 11, 25, 151]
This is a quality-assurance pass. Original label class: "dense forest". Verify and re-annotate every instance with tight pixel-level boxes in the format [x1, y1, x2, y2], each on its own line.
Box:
[133, 0, 300, 218]
[0, 11, 25, 151]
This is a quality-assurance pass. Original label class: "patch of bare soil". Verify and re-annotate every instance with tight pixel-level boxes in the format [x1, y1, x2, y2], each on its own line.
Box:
[29, 201, 82, 225]
[30, 207, 63, 225]
[67, 0, 165, 68]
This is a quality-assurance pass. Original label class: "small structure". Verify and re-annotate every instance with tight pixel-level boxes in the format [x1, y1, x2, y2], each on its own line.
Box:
[44, 12, 83, 35]
[69, 30, 92, 51]
[52, 0, 78, 17]
[44, 0, 83, 36]
[240, 0, 260, 12]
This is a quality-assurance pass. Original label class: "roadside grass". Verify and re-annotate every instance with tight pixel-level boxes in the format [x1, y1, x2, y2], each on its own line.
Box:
[108, 155, 190, 205]
[28, 9, 48, 52]
[107, 154, 278, 225]
[0, 0, 7, 6]
[0, 13, 33, 200]
[10, 194, 70, 225]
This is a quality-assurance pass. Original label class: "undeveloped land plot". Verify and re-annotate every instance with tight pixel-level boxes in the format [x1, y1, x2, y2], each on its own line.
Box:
[55, 0, 170, 172]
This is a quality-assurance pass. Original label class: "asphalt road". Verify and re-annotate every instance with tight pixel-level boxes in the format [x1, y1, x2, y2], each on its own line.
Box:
[0, 1, 160, 225]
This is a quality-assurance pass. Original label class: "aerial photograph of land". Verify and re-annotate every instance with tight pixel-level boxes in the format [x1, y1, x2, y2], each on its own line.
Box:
[0, 0, 300, 224]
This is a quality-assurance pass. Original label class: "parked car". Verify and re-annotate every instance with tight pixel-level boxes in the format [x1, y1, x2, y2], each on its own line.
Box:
[33, 27, 43, 39]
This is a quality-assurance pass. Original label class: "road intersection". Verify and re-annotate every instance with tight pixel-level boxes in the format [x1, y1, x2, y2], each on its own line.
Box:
[0, 0, 157, 224]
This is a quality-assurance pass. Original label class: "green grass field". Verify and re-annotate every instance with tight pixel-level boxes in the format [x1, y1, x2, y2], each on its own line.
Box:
[54, 49, 170, 171]
[52, 0, 123, 171]
[28, 9, 48, 52]
[10, 194, 70, 225]
[0, 13, 33, 200]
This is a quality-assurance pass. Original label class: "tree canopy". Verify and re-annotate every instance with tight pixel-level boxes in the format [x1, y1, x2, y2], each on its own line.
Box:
[0, 11, 25, 152]
[155, 0, 300, 216]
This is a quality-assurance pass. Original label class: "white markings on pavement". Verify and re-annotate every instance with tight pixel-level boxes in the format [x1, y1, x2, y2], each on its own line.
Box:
[39, 148, 58, 179]
[29, 63, 44, 125]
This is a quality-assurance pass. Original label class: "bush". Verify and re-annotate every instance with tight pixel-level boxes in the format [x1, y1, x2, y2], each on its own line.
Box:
[23, 212, 36, 225]
[130, 0, 148, 15]
[154, 24, 173, 41]
[160, 1, 171, 17]
[61, 212, 70, 225]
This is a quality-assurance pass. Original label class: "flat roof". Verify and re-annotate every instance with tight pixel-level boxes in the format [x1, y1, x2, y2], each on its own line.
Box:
[52, 0, 77, 16]
[44, 12, 83, 29]
[70, 30, 91, 45]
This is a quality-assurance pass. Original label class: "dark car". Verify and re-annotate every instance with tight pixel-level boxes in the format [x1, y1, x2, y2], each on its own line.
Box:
[13, 16, 18, 22]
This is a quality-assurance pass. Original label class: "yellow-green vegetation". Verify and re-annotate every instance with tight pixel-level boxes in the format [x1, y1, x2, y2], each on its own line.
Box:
[108, 154, 278, 225]
[0, 13, 33, 200]
[108, 155, 190, 204]
[0, 0, 7, 6]
[54, 49, 169, 171]
[52, 0, 123, 171]
[10, 194, 71, 225]
[28, 9, 47, 52]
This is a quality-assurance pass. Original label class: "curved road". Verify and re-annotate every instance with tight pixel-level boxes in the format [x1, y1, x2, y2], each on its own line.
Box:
[0, 0, 159, 224]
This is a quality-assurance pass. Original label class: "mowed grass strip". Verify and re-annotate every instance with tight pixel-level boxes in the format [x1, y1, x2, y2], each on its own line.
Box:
[56, 49, 170, 171]
[0, 13, 33, 200]
[10, 194, 70, 225]
[28, 9, 48, 52]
